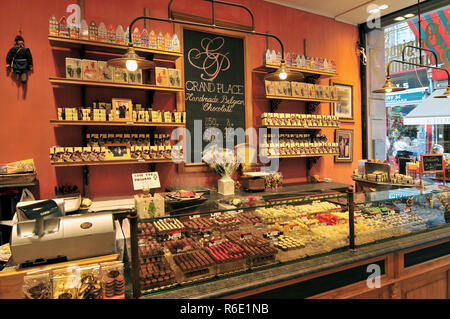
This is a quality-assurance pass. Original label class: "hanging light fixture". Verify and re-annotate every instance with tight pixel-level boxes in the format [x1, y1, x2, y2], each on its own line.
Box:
[372, 76, 406, 93]
[107, 0, 302, 81]
[107, 45, 155, 71]
[264, 60, 304, 82]
[373, 0, 449, 98]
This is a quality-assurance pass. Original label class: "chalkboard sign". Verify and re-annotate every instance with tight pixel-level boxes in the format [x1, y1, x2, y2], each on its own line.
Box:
[398, 157, 413, 175]
[183, 28, 246, 163]
[421, 154, 444, 173]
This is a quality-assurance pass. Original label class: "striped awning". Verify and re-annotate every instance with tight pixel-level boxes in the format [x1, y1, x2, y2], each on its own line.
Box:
[403, 89, 450, 125]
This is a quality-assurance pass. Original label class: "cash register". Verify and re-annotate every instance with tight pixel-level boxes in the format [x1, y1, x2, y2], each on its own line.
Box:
[10, 199, 116, 268]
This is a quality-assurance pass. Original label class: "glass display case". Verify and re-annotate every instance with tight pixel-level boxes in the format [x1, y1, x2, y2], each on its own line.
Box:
[128, 183, 450, 298]
[352, 186, 450, 247]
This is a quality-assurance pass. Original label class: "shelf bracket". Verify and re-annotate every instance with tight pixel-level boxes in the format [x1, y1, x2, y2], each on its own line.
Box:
[307, 156, 320, 170]
[304, 74, 321, 84]
[83, 165, 90, 198]
[270, 99, 282, 112]
[306, 101, 320, 114]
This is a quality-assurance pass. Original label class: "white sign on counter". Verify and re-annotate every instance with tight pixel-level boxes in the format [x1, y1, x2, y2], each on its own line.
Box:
[132, 172, 161, 190]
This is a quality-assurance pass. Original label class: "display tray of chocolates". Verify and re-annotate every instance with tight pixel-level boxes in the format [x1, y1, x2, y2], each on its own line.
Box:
[169, 249, 217, 283]
[139, 261, 176, 291]
[138, 222, 157, 237]
[102, 270, 125, 299]
[236, 211, 262, 226]
[210, 212, 240, 232]
[165, 237, 199, 254]
[153, 218, 185, 234]
[138, 240, 164, 264]
[273, 235, 306, 251]
[225, 231, 278, 268]
[181, 216, 215, 237]
[204, 241, 248, 275]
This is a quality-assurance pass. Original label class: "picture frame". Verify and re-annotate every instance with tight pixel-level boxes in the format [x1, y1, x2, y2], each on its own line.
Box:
[335, 129, 353, 163]
[112, 98, 133, 122]
[330, 80, 354, 122]
[105, 143, 131, 160]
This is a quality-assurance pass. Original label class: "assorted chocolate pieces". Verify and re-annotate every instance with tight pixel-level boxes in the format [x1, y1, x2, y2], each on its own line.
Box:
[78, 273, 102, 299]
[138, 221, 157, 237]
[22, 261, 125, 299]
[236, 211, 262, 225]
[140, 262, 175, 290]
[182, 217, 214, 235]
[226, 232, 277, 262]
[205, 242, 247, 263]
[165, 238, 198, 254]
[172, 250, 215, 273]
[23, 282, 51, 299]
[103, 270, 125, 298]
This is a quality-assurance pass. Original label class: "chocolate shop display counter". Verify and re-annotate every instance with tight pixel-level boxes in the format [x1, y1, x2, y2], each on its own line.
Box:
[126, 183, 450, 299]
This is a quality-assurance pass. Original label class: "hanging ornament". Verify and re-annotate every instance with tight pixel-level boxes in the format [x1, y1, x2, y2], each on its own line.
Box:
[6, 35, 33, 83]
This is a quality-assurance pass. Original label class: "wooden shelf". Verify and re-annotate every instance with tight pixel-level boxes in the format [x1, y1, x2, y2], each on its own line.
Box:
[48, 35, 182, 61]
[263, 125, 339, 130]
[254, 64, 338, 78]
[49, 77, 184, 92]
[51, 159, 175, 167]
[265, 95, 338, 103]
[50, 120, 185, 127]
[268, 153, 339, 159]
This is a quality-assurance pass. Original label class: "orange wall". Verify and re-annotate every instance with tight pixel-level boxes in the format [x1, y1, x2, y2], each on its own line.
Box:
[0, 0, 361, 199]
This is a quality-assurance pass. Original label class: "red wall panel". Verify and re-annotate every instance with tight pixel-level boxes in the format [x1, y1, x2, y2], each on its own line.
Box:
[0, 0, 361, 198]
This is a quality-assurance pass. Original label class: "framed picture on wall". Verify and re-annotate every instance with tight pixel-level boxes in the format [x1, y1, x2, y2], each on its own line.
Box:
[330, 80, 354, 122]
[112, 98, 133, 122]
[335, 129, 353, 163]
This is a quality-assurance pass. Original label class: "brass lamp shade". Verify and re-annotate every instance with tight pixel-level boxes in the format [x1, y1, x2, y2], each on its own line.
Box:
[434, 85, 450, 98]
[372, 77, 405, 93]
[264, 61, 304, 82]
[107, 46, 155, 70]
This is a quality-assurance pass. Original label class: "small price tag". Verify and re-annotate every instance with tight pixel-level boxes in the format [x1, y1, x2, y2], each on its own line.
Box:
[168, 230, 182, 241]
[132, 172, 161, 190]
[126, 121, 134, 125]
[240, 233, 252, 240]
[189, 214, 200, 219]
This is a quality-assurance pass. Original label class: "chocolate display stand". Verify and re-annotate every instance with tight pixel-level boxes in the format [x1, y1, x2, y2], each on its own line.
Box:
[353, 162, 417, 192]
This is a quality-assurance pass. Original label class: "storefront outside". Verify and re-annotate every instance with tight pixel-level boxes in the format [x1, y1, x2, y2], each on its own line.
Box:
[366, 4, 449, 162]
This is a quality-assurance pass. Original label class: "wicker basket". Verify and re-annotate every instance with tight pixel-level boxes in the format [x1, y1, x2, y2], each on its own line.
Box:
[0, 172, 36, 186]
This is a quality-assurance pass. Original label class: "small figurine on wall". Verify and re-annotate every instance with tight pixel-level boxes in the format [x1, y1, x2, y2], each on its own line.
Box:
[6, 35, 33, 83]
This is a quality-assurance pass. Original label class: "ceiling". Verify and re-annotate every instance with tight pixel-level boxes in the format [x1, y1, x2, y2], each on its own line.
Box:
[264, 0, 425, 25]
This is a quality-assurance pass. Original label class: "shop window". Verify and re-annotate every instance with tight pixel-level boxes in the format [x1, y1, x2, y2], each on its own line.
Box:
[366, 5, 449, 162]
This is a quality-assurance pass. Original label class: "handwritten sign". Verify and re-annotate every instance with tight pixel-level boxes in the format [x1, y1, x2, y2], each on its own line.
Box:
[183, 29, 246, 163]
[132, 172, 161, 190]
[421, 154, 444, 173]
